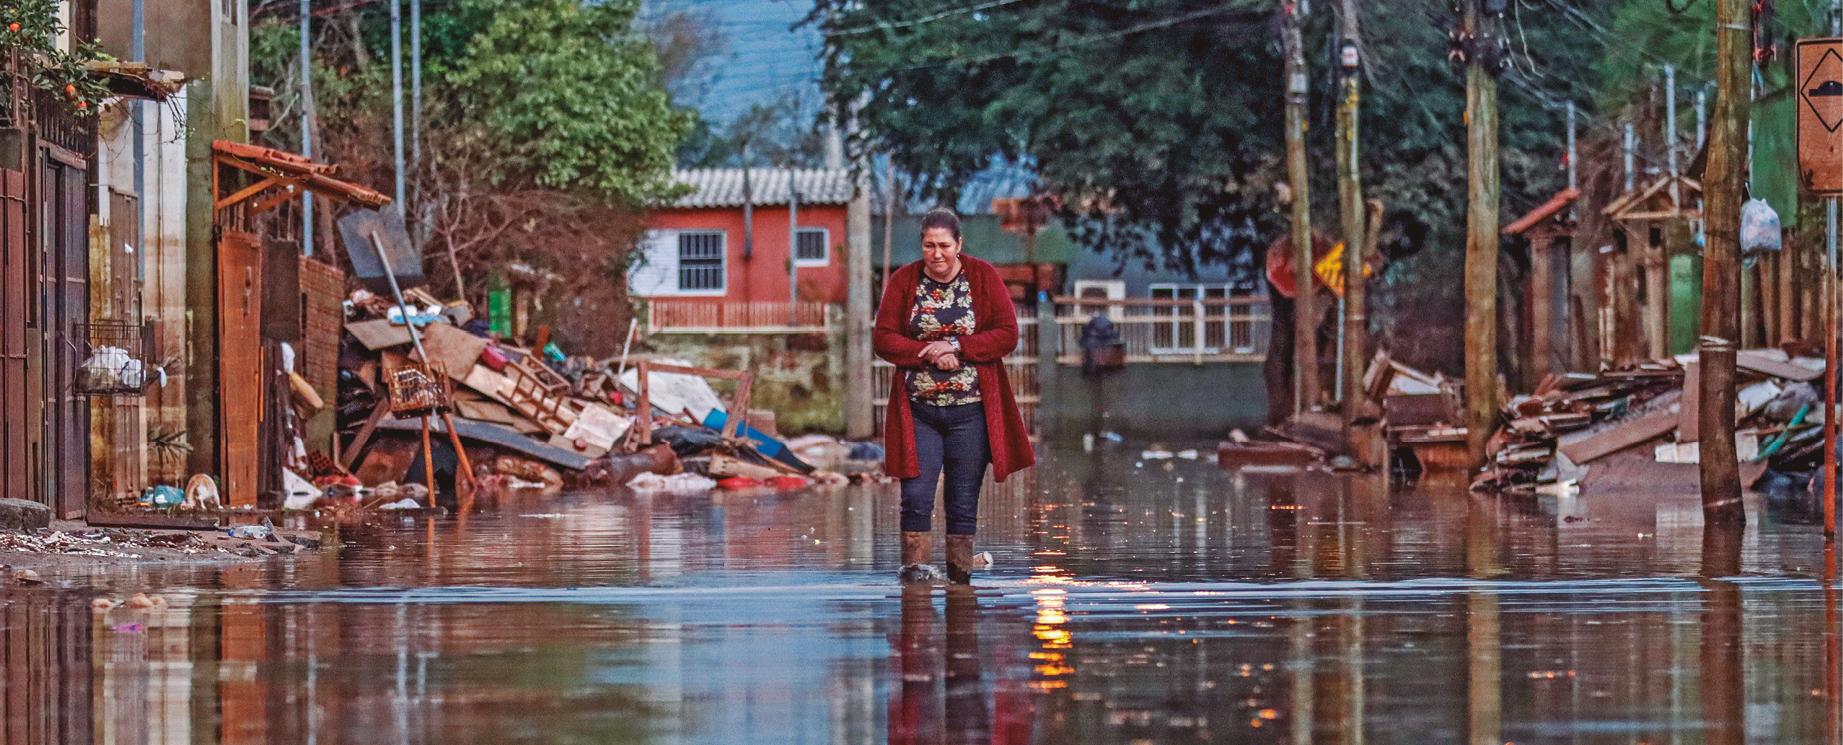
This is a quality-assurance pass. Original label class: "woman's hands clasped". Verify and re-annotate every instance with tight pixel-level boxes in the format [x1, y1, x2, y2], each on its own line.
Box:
[919, 340, 961, 371]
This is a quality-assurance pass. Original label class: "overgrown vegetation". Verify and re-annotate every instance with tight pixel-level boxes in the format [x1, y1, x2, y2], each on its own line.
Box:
[250, 0, 691, 355]
[0, 0, 111, 115]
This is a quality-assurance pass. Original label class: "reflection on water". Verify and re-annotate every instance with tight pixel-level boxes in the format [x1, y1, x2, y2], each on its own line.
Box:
[1, 441, 1841, 743]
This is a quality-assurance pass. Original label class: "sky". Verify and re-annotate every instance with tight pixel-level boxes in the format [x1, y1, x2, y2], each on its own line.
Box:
[639, 0, 826, 126]
[636, 0, 1035, 213]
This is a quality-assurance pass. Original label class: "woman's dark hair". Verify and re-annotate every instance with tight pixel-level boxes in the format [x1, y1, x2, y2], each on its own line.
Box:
[919, 208, 962, 240]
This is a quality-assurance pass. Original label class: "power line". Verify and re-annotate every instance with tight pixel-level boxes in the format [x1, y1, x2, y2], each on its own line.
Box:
[828, 0, 1033, 36]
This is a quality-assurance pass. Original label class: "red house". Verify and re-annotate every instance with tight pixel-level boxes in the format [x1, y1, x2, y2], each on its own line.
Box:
[634, 168, 854, 331]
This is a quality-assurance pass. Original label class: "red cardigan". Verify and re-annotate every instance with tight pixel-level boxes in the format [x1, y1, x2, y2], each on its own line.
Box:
[875, 256, 1035, 482]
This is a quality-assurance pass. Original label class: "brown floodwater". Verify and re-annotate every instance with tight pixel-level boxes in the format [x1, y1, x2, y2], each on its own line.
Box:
[3, 440, 1840, 744]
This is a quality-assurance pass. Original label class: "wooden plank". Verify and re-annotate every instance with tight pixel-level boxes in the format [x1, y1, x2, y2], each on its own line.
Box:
[1735, 351, 1821, 382]
[339, 396, 393, 471]
[218, 231, 264, 508]
[414, 322, 488, 381]
[354, 435, 417, 486]
[376, 417, 590, 470]
[1679, 361, 1701, 443]
[344, 319, 412, 350]
[84, 512, 219, 530]
[454, 398, 518, 425]
[1559, 404, 1680, 464]
[708, 453, 782, 480]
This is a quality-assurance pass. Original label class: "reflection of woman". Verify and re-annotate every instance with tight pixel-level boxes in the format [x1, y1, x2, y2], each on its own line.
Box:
[875, 209, 1035, 584]
[891, 586, 989, 745]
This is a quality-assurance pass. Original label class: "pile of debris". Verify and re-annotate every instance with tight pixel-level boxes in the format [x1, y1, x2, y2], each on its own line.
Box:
[1471, 347, 1826, 495]
[0, 526, 321, 560]
[331, 291, 878, 510]
[1234, 353, 1458, 473]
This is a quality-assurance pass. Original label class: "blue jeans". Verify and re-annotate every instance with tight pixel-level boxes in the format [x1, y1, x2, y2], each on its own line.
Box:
[900, 402, 990, 535]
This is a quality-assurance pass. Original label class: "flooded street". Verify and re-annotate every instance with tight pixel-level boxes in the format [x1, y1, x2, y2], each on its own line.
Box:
[6, 441, 1841, 744]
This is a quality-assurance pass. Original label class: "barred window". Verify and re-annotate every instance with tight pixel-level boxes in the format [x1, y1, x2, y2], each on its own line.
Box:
[795, 228, 828, 263]
[677, 232, 725, 291]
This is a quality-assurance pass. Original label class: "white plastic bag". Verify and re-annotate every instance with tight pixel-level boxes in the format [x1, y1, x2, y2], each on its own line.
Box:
[1741, 198, 1782, 253]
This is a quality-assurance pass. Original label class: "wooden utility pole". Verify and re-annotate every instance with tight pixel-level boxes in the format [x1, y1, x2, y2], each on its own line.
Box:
[1336, 0, 1366, 426]
[1463, 0, 1500, 467]
[1282, 0, 1319, 414]
[1698, 0, 1749, 527]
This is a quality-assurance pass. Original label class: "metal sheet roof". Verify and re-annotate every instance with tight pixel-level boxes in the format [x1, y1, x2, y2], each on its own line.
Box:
[671, 168, 854, 208]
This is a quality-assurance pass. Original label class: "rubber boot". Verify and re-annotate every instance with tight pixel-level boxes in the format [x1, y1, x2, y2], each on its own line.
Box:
[945, 534, 976, 585]
[899, 531, 942, 584]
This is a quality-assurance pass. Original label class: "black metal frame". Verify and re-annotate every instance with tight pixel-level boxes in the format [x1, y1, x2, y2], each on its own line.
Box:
[72, 322, 153, 396]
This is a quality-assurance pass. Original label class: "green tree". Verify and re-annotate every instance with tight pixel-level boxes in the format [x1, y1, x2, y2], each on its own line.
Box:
[813, 0, 1613, 370]
[444, 0, 692, 204]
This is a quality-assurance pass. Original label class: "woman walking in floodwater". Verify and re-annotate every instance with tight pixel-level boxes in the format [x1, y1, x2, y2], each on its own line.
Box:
[875, 208, 1035, 584]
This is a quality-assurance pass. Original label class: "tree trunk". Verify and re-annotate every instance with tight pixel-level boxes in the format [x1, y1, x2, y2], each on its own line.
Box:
[1699, 0, 1748, 527]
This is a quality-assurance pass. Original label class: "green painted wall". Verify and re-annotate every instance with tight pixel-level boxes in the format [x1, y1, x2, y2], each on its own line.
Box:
[1040, 363, 1269, 439]
[872, 214, 1076, 268]
[1669, 252, 1701, 356]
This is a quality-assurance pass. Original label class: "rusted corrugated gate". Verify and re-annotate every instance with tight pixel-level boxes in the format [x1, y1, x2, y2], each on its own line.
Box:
[39, 148, 89, 518]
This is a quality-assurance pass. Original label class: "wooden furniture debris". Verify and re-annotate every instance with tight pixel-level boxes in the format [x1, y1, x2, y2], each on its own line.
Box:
[506, 355, 574, 434]
[634, 360, 754, 446]
[708, 454, 783, 480]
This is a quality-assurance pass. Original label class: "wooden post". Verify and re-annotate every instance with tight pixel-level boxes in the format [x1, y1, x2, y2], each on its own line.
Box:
[1530, 237, 1552, 380]
[418, 414, 436, 494]
[1463, 0, 1501, 467]
[1826, 253, 1837, 537]
[1613, 225, 1643, 366]
[1337, 0, 1366, 430]
[1781, 235, 1796, 342]
[1282, 0, 1318, 413]
[1699, 0, 1748, 527]
[1645, 231, 1669, 360]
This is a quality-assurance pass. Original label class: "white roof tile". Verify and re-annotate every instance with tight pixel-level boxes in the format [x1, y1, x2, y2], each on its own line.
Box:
[670, 168, 855, 208]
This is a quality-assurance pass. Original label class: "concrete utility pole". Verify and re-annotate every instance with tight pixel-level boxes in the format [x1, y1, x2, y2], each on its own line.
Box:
[300, 0, 313, 255]
[1566, 101, 1577, 192]
[883, 158, 895, 287]
[390, 0, 405, 211]
[789, 173, 801, 326]
[1665, 64, 1679, 207]
[411, 0, 422, 244]
[1623, 122, 1636, 193]
[1462, 0, 1501, 468]
[1336, 0, 1365, 428]
[1282, 0, 1319, 415]
[1697, 89, 1708, 149]
[1699, 0, 1749, 527]
[846, 136, 874, 439]
[741, 144, 754, 259]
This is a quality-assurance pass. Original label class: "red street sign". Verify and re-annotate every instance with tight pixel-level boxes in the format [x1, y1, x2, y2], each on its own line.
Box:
[1798, 38, 1843, 195]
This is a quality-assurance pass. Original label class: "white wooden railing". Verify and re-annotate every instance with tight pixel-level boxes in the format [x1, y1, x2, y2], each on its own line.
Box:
[647, 300, 830, 334]
[1050, 295, 1270, 364]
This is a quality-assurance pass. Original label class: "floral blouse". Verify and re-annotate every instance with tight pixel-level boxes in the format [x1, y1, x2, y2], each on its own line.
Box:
[906, 271, 982, 406]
